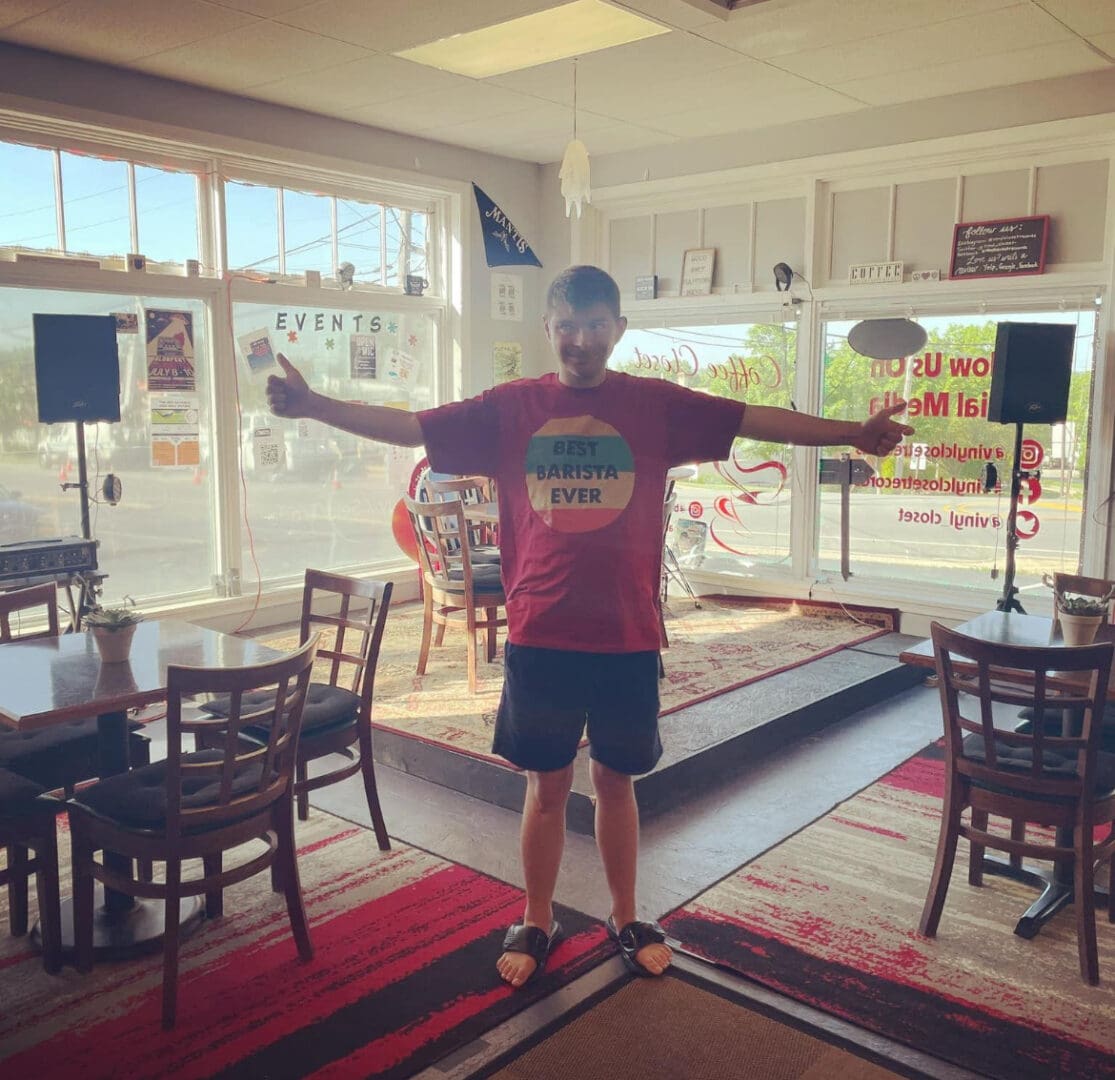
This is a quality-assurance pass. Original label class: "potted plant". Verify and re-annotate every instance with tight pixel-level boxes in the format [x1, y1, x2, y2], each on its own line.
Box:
[1043, 576, 1114, 646]
[85, 605, 143, 663]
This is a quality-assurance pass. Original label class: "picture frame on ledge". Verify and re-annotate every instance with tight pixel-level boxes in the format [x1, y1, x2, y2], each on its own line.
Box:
[680, 248, 715, 296]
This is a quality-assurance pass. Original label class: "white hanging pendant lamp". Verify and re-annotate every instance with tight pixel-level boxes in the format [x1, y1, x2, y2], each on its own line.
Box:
[559, 58, 590, 218]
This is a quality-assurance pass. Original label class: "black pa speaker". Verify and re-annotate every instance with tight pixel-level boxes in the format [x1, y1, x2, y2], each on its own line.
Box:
[988, 321, 1073, 425]
[33, 314, 121, 424]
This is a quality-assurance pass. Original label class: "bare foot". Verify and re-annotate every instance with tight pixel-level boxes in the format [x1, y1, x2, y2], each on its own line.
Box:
[496, 921, 560, 989]
[632, 939, 672, 975]
[496, 947, 539, 988]
[608, 916, 672, 976]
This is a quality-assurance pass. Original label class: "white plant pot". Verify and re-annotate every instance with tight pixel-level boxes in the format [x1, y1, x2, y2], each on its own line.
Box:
[92, 623, 138, 663]
[1059, 611, 1103, 647]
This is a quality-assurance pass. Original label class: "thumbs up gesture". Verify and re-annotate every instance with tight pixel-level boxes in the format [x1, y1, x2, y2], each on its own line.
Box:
[267, 354, 314, 419]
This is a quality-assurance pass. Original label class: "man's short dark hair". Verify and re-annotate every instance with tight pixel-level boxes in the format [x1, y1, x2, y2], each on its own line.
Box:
[546, 265, 621, 319]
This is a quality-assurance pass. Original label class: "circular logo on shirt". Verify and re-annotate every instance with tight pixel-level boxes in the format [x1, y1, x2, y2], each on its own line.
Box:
[525, 415, 634, 532]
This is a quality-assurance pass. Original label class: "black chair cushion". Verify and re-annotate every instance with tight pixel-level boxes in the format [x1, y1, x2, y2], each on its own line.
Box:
[0, 767, 50, 817]
[447, 562, 504, 593]
[0, 720, 149, 788]
[962, 733, 1115, 795]
[202, 683, 359, 735]
[72, 749, 265, 829]
[469, 545, 501, 565]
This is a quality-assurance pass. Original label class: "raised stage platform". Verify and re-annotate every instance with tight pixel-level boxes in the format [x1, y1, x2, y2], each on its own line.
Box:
[371, 631, 927, 836]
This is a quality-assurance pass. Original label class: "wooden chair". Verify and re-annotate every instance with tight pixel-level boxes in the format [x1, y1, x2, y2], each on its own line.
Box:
[0, 768, 62, 973]
[202, 571, 393, 851]
[404, 494, 506, 694]
[921, 622, 1115, 983]
[67, 637, 319, 1028]
[0, 583, 150, 794]
[422, 475, 500, 562]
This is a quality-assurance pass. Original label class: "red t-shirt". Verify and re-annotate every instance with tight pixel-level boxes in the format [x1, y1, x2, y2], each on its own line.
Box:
[418, 372, 743, 653]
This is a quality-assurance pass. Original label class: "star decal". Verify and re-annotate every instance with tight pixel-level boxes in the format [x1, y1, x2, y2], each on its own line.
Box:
[325, 338, 335, 350]
[408, 334, 418, 347]
[387, 321, 398, 334]
[287, 330, 298, 343]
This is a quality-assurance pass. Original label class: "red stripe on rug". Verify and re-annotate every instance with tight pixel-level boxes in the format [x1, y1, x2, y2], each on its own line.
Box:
[307, 925, 605, 1080]
[2, 861, 519, 1080]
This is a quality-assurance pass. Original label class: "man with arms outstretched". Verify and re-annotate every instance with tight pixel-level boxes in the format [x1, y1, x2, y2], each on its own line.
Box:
[267, 265, 913, 987]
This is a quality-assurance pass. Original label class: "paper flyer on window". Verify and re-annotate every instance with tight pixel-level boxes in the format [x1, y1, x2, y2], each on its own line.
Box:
[145, 309, 196, 392]
[350, 334, 377, 379]
[149, 395, 200, 468]
[238, 327, 278, 374]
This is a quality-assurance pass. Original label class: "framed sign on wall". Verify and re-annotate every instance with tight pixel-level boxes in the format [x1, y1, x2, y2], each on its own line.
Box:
[949, 215, 1050, 280]
[680, 248, 715, 296]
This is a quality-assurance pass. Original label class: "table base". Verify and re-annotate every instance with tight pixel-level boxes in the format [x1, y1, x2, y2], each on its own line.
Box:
[32, 887, 205, 961]
[983, 856, 1108, 939]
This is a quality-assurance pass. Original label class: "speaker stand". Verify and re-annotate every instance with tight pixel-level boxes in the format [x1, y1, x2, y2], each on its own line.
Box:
[60, 421, 101, 627]
[995, 422, 1029, 614]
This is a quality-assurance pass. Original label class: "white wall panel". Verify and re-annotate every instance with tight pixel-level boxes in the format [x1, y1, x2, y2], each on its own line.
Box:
[754, 197, 805, 293]
[894, 177, 956, 275]
[1035, 159, 1109, 264]
[829, 187, 888, 283]
[703, 202, 752, 289]
[654, 209, 699, 294]
[961, 169, 1029, 223]
[608, 214, 654, 299]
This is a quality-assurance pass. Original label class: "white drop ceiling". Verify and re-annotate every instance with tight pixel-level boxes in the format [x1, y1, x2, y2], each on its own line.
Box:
[0, 0, 1113, 164]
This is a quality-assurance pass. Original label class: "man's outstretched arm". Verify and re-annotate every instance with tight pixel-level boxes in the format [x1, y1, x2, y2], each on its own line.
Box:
[739, 400, 913, 457]
[266, 353, 425, 447]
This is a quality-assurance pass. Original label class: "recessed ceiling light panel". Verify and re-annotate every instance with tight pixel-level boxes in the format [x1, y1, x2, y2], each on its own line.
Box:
[395, 0, 670, 79]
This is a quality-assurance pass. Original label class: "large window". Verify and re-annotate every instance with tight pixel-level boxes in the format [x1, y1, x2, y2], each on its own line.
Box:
[232, 302, 435, 583]
[225, 179, 431, 287]
[0, 141, 198, 266]
[616, 320, 797, 576]
[819, 308, 1098, 604]
[0, 286, 214, 605]
[0, 126, 453, 613]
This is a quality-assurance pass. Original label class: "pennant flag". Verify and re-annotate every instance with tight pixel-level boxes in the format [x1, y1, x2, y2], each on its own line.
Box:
[473, 183, 542, 268]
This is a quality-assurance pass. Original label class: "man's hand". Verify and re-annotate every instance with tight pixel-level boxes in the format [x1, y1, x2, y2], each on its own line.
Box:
[852, 400, 914, 456]
[266, 354, 315, 419]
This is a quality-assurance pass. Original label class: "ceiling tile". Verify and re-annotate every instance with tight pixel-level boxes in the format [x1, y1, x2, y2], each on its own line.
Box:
[131, 19, 369, 89]
[618, 0, 727, 32]
[711, 0, 1021, 60]
[205, 0, 313, 14]
[275, 0, 559, 53]
[205, 0, 314, 13]
[581, 59, 822, 120]
[834, 39, 1109, 105]
[1035, 0, 1115, 36]
[342, 79, 537, 133]
[0, 0, 255, 62]
[248, 54, 462, 112]
[0, 1, 66, 31]
[773, 4, 1071, 85]
[651, 86, 863, 137]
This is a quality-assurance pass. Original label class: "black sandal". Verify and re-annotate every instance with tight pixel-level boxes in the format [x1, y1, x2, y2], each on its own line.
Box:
[500, 919, 562, 986]
[607, 915, 668, 976]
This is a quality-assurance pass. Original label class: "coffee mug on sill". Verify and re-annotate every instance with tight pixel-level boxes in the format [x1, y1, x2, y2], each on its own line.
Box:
[404, 275, 428, 296]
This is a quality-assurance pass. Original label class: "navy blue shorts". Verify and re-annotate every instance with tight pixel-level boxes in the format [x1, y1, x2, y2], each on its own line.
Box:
[493, 643, 662, 775]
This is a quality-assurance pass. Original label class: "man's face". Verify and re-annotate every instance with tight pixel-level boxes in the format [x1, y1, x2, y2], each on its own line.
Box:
[544, 301, 627, 388]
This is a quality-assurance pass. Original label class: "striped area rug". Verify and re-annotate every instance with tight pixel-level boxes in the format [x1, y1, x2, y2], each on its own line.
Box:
[263, 596, 898, 767]
[662, 744, 1115, 1079]
[0, 813, 610, 1079]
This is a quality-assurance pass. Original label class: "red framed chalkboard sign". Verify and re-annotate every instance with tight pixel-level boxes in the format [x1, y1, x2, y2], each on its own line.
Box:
[949, 215, 1050, 281]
